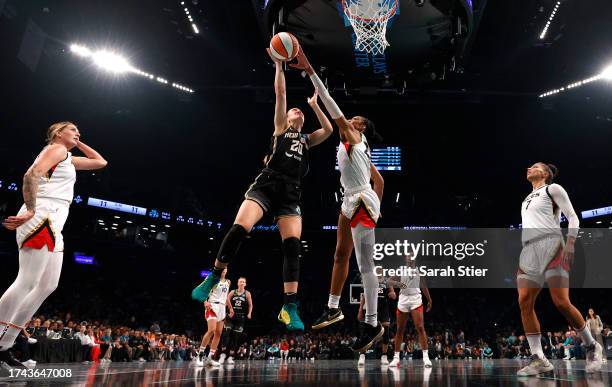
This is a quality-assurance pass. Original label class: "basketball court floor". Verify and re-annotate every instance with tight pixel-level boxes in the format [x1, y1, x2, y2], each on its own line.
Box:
[1, 360, 610, 386]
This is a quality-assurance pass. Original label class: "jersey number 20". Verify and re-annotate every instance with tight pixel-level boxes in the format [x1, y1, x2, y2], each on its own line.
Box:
[290, 140, 303, 155]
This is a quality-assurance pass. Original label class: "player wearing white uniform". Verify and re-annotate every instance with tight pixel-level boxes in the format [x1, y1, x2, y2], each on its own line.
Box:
[516, 163, 602, 376]
[291, 50, 385, 353]
[0, 122, 107, 368]
[388, 256, 432, 368]
[197, 269, 231, 367]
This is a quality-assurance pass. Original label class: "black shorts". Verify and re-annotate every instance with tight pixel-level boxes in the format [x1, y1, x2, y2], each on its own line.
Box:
[244, 168, 302, 220]
[365, 299, 390, 323]
[231, 314, 246, 333]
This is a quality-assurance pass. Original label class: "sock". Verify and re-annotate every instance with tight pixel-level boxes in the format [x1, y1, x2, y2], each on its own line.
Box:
[0, 325, 21, 351]
[284, 292, 297, 305]
[199, 346, 206, 355]
[394, 351, 400, 359]
[365, 313, 377, 327]
[423, 349, 429, 360]
[328, 294, 340, 309]
[209, 349, 216, 359]
[576, 324, 595, 346]
[526, 333, 545, 358]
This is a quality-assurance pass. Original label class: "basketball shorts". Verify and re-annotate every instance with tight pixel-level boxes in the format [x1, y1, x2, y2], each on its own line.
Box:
[364, 298, 390, 323]
[518, 235, 567, 287]
[245, 169, 302, 220]
[341, 186, 380, 228]
[205, 302, 227, 321]
[397, 293, 423, 313]
[231, 314, 246, 333]
[16, 198, 70, 252]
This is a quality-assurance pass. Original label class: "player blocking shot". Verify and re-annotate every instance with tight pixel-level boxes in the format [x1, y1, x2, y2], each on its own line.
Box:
[289, 49, 385, 352]
[516, 163, 603, 376]
[191, 34, 333, 332]
[224, 277, 253, 364]
[0, 122, 107, 368]
[196, 269, 230, 367]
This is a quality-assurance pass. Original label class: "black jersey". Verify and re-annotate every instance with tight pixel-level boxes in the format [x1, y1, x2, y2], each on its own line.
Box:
[377, 283, 389, 306]
[264, 127, 310, 180]
[231, 290, 248, 315]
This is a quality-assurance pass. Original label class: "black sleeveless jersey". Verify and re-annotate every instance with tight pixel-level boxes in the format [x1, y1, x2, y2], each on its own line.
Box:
[377, 283, 389, 306]
[231, 290, 248, 314]
[264, 127, 310, 180]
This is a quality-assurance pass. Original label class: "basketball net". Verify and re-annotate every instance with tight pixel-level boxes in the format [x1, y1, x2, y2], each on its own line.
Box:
[343, 0, 398, 55]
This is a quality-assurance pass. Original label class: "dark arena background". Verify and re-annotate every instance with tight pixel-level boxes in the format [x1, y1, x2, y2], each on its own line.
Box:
[1, 0, 612, 385]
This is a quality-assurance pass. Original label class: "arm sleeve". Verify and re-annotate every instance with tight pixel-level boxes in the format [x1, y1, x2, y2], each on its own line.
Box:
[548, 184, 579, 237]
[308, 72, 344, 119]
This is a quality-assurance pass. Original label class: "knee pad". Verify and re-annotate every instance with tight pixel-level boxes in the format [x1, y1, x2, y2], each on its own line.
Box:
[382, 326, 390, 344]
[217, 224, 248, 264]
[282, 237, 301, 283]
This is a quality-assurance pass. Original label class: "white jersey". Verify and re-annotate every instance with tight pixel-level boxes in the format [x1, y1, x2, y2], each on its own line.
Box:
[208, 279, 230, 304]
[337, 134, 372, 193]
[400, 270, 421, 297]
[37, 151, 76, 203]
[521, 183, 579, 243]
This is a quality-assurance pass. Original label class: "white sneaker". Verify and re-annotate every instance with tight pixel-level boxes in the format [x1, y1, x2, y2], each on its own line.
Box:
[423, 356, 432, 368]
[196, 358, 204, 367]
[517, 355, 554, 376]
[207, 358, 220, 367]
[389, 357, 400, 367]
[22, 359, 36, 367]
[381, 355, 389, 365]
[358, 353, 366, 367]
[585, 342, 603, 373]
[27, 338, 37, 344]
[138, 358, 146, 362]
[227, 356, 235, 365]
[219, 354, 226, 364]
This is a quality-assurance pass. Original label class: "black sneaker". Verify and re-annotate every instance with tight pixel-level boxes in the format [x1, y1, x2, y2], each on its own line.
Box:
[0, 350, 26, 368]
[351, 322, 384, 353]
[312, 307, 344, 330]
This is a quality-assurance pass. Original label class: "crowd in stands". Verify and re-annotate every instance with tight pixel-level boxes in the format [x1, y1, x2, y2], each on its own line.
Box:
[11, 311, 610, 364]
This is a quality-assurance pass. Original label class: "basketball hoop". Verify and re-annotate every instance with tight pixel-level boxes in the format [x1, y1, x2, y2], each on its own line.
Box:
[342, 0, 398, 55]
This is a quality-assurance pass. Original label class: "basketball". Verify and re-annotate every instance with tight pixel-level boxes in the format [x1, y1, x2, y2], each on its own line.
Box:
[269, 32, 300, 61]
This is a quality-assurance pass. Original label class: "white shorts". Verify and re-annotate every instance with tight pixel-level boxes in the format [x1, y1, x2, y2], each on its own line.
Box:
[397, 293, 423, 313]
[16, 198, 70, 253]
[341, 187, 380, 228]
[205, 302, 226, 321]
[518, 235, 567, 287]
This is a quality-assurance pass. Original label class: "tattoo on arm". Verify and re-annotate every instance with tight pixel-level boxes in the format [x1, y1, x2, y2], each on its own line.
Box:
[22, 171, 39, 212]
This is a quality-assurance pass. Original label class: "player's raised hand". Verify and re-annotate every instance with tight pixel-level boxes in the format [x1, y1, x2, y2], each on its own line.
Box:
[266, 48, 283, 65]
[289, 49, 312, 73]
[307, 88, 319, 107]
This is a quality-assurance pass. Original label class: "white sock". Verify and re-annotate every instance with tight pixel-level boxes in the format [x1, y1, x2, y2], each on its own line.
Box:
[526, 333, 545, 358]
[394, 352, 400, 359]
[576, 324, 595, 346]
[422, 349, 429, 360]
[328, 294, 341, 309]
[209, 349, 216, 359]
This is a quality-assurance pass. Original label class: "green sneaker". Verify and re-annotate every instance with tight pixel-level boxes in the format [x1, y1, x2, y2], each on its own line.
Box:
[278, 303, 304, 331]
[191, 272, 221, 302]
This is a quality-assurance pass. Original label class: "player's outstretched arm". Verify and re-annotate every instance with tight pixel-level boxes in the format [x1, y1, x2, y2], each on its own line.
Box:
[267, 49, 288, 136]
[307, 89, 333, 147]
[290, 50, 360, 144]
